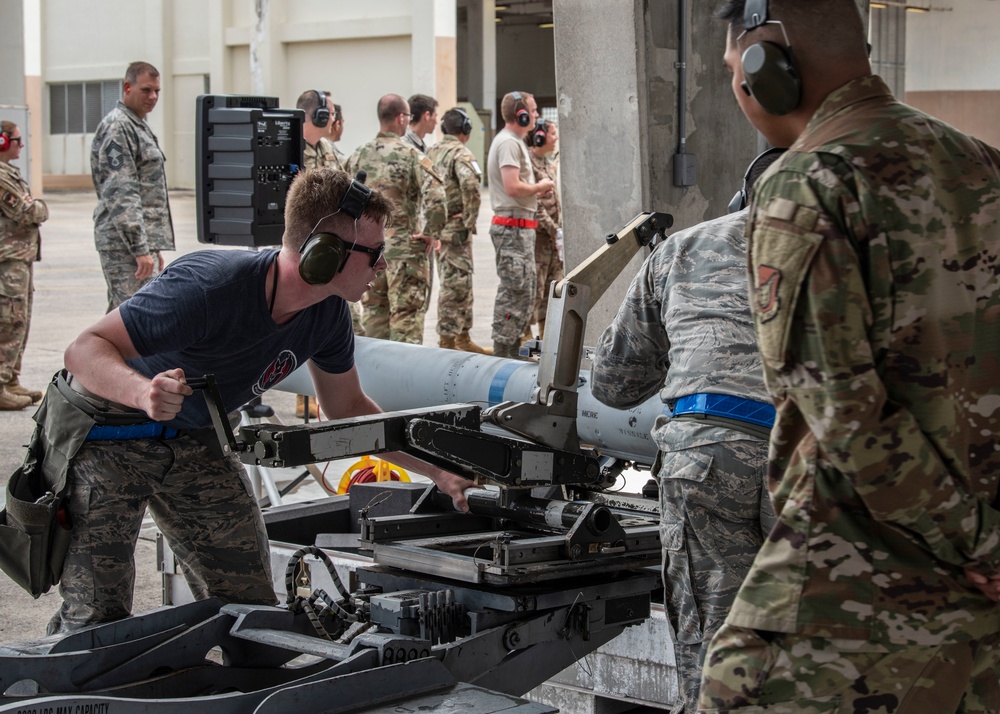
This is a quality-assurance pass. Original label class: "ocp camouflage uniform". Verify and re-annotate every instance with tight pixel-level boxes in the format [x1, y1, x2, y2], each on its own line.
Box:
[426, 135, 481, 339]
[91, 101, 175, 312]
[700, 75, 1000, 713]
[303, 138, 361, 335]
[332, 143, 346, 168]
[529, 151, 563, 330]
[345, 132, 444, 343]
[0, 162, 46, 386]
[591, 210, 775, 714]
[303, 136, 343, 173]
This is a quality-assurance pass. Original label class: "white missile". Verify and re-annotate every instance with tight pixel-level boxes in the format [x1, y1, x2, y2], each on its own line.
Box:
[275, 336, 664, 465]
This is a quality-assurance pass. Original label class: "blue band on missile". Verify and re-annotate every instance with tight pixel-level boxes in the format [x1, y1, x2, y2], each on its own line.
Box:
[488, 362, 522, 405]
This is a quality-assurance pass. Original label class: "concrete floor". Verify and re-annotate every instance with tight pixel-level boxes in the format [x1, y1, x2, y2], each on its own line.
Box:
[0, 187, 503, 644]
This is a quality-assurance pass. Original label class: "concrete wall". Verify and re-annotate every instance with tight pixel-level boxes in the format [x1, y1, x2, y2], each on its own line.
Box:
[554, 0, 757, 346]
[904, 0, 1000, 148]
[0, 0, 27, 105]
[496, 24, 557, 107]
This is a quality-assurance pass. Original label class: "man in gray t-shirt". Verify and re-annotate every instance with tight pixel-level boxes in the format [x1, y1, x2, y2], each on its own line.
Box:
[485, 91, 553, 358]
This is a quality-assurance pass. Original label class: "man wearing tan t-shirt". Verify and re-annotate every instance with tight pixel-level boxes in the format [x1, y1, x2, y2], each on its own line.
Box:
[486, 91, 554, 358]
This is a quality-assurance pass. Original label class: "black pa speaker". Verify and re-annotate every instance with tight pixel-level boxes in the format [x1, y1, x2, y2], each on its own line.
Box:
[196, 94, 305, 247]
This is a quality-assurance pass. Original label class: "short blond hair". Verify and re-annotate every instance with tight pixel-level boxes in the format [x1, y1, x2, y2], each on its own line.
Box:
[283, 168, 393, 250]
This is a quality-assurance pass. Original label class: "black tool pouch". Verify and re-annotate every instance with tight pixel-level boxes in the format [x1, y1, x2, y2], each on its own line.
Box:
[0, 425, 71, 597]
[0, 371, 97, 598]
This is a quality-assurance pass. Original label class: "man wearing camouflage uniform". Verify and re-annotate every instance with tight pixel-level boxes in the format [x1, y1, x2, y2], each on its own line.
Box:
[330, 104, 347, 167]
[700, 1, 1000, 711]
[46, 168, 474, 633]
[294, 89, 354, 418]
[91, 61, 174, 313]
[486, 91, 553, 358]
[345, 94, 444, 343]
[590, 149, 783, 713]
[527, 119, 563, 341]
[403, 94, 438, 155]
[426, 108, 489, 354]
[0, 120, 47, 410]
[297, 89, 344, 173]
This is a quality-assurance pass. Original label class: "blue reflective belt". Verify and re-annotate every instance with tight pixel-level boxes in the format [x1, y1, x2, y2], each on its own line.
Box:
[85, 422, 179, 441]
[672, 393, 775, 429]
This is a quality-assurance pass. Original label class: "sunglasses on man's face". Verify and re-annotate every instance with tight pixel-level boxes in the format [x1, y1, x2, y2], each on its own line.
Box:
[346, 240, 384, 268]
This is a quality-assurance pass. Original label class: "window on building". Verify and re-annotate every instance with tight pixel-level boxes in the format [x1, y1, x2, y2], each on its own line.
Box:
[49, 81, 121, 134]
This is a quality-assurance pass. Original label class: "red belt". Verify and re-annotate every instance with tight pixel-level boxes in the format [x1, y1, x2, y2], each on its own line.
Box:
[492, 215, 538, 229]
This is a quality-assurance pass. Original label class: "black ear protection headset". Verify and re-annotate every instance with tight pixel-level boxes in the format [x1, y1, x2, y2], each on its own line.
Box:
[510, 91, 531, 127]
[455, 107, 474, 135]
[0, 131, 9, 152]
[298, 171, 376, 285]
[739, 0, 801, 116]
[728, 146, 786, 213]
[531, 118, 548, 147]
[310, 90, 331, 128]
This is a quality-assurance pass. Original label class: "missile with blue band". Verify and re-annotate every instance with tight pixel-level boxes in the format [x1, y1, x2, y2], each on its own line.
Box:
[272, 336, 667, 466]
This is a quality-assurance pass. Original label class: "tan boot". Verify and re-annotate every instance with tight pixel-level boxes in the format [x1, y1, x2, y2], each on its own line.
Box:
[7, 377, 42, 403]
[455, 331, 491, 355]
[523, 324, 534, 342]
[0, 386, 32, 411]
[439, 335, 457, 349]
[295, 394, 319, 419]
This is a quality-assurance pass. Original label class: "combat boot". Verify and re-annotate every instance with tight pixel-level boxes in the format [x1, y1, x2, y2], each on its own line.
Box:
[7, 376, 42, 403]
[0, 387, 32, 411]
[455, 331, 491, 355]
[439, 335, 457, 350]
[295, 394, 319, 420]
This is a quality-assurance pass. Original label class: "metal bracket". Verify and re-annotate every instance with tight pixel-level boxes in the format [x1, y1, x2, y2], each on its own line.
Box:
[406, 417, 603, 488]
[187, 374, 243, 456]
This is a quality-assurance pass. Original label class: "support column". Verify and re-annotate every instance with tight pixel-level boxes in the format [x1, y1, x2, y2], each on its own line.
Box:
[412, 0, 458, 136]
[208, 0, 230, 93]
[250, 0, 283, 96]
[464, 0, 496, 126]
[23, 0, 42, 196]
[869, 6, 905, 98]
[553, 0, 756, 344]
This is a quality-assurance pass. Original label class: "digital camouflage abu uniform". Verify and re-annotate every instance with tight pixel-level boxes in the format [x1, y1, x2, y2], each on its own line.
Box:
[345, 133, 444, 343]
[590, 210, 775, 714]
[91, 101, 175, 312]
[700, 75, 1000, 713]
[303, 137, 362, 336]
[528, 151, 563, 332]
[0, 161, 46, 388]
[426, 135, 481, 339]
